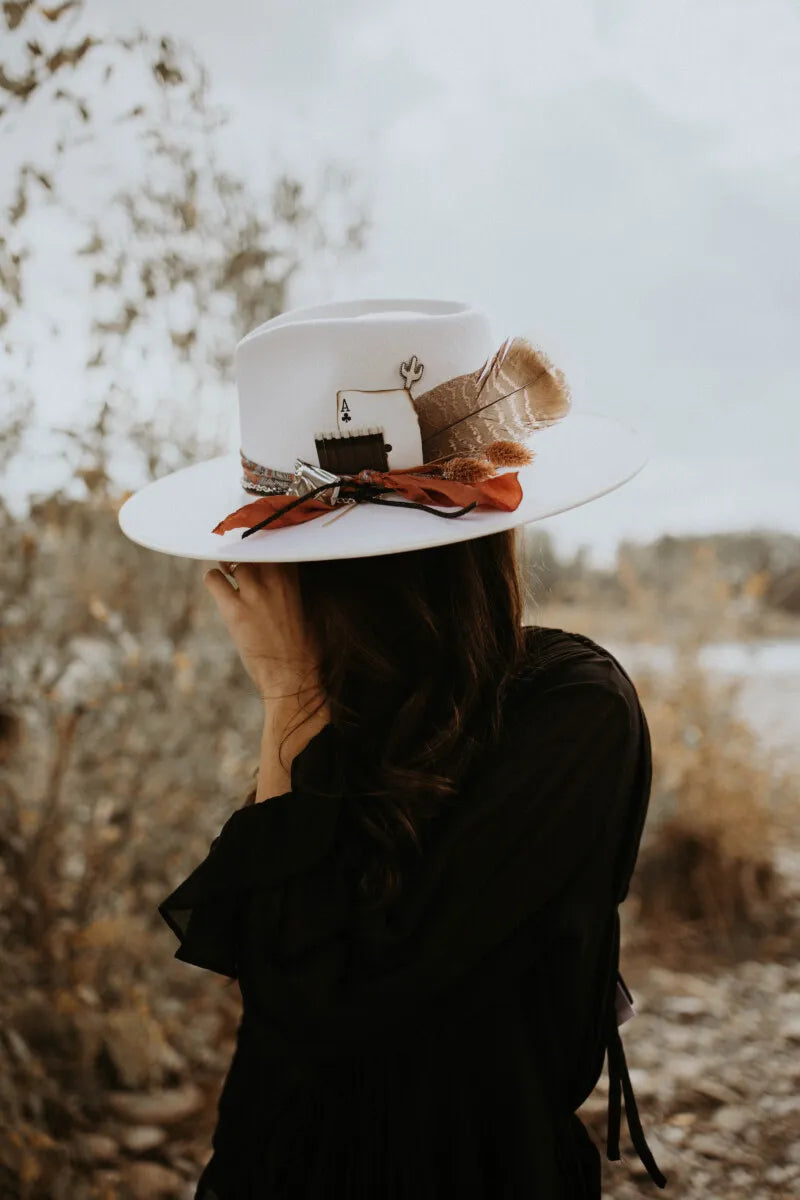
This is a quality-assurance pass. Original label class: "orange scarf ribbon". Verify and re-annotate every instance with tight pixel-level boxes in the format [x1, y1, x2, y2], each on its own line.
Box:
[212, 466, 523, 537]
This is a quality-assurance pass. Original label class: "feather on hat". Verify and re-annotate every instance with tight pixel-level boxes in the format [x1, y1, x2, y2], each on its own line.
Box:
[412, 337, 571, 461]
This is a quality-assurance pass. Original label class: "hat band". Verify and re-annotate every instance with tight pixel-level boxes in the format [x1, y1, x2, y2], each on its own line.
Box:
[240, 450, 294, 496]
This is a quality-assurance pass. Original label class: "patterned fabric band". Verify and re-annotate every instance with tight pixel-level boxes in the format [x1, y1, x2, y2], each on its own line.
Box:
[240, 450, 295, 496]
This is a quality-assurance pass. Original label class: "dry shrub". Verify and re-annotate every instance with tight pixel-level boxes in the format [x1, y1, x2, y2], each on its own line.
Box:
[1, 493, 258, 1198]
[0, 6, 365, 1190]
[531, 538, 800, 964]
[629, 659, 795, 963]
[617, 545, 799, 964]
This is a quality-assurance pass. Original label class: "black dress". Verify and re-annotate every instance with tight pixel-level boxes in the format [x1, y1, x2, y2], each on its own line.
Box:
[159, 626, 668, 1198]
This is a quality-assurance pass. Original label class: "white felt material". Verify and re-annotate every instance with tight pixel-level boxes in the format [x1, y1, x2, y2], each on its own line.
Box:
[118, 298, 651, 563]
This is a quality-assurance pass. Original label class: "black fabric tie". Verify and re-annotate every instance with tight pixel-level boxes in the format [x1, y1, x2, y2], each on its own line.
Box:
[241, 479, 478, 538]
[606, 973, 668, 1189]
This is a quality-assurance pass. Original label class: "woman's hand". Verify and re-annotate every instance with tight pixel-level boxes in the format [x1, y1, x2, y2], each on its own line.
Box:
[203, 561, 324, 709]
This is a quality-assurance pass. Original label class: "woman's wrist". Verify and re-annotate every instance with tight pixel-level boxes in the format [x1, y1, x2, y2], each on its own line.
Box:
[253, 660, 321, 708]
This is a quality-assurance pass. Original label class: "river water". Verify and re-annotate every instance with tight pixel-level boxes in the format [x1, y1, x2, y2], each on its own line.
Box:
[603, 638, 800, 776]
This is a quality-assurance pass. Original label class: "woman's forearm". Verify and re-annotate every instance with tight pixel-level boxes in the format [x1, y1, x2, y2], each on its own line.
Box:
[256, 699, 331, 802]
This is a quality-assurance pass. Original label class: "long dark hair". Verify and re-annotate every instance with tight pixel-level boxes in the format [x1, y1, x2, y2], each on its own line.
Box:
[249, 527, 532, 912]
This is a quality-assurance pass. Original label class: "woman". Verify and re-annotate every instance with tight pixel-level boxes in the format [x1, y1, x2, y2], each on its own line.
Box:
[119, 298, 667, 1197]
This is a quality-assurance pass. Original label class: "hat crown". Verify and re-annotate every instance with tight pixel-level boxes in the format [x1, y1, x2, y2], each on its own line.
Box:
[234, 298, 495, 476]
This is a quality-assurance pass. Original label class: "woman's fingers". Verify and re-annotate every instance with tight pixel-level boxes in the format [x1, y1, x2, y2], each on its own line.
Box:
[203, 566, 240, 604]
[201, 560, 317, 703]
[222, 561, 276, 595]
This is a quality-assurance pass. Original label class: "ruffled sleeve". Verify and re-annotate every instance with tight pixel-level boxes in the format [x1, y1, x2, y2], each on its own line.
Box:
[157, 721, 344, 979]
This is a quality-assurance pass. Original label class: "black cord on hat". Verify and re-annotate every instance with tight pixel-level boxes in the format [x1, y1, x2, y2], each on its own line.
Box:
[240, 478, 478, 539]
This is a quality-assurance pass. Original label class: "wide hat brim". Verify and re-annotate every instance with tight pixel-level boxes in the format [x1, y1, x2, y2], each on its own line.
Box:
[117, 410, 650, 563]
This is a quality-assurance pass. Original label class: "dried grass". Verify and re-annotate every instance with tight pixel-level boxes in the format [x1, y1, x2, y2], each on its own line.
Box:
[530, 538, 800, 966]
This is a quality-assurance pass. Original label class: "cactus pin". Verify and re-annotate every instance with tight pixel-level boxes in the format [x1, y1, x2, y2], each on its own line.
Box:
[400, 356, 424, 393]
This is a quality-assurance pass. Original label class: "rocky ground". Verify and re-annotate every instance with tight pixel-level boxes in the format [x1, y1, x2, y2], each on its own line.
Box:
[580, 955, 800, 1199]
[578, 847, 800, 1199]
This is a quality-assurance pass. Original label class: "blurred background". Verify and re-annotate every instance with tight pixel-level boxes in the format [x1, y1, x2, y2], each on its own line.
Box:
[1, 2, 798, 1197]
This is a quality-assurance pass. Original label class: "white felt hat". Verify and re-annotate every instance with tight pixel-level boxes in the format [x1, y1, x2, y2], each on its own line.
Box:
[117, 298, 650, 563]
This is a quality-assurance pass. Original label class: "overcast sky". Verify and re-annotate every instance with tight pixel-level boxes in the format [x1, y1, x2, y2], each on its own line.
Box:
[6, 0, 800, 567]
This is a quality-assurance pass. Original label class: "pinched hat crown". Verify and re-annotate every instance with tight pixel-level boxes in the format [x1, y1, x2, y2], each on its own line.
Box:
[235, 299, 494, 482]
